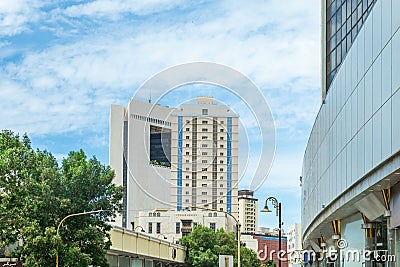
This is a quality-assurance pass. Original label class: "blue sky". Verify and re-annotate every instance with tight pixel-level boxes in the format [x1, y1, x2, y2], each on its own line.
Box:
[0, 0, 321, 231]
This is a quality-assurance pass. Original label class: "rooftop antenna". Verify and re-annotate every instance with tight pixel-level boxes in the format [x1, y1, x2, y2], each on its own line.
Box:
[148, 88, 152, 103]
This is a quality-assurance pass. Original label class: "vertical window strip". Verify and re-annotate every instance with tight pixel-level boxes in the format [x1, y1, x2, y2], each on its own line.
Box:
[177, 116, 183, 210]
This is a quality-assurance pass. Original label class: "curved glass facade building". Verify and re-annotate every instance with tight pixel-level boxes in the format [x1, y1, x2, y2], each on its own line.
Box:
[303, 0, 400, 266]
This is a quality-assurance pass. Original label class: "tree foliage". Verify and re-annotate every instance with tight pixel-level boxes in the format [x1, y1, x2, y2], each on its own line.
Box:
[180, 224, 261, 267]
[0, 130, 123, 266]
[263, 259, 276, 267]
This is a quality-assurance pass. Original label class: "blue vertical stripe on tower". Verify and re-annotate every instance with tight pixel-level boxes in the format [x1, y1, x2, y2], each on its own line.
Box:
[177, 116, 183, 211]
[227, 117, 232, 214]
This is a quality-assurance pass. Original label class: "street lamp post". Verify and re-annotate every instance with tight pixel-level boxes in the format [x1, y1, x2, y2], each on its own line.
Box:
[261, 197, 282, 267]
[185, 206, 241, 267]
[134, 226, 146, 233]
[55, 209, 108, 267]
[157, 234, 167, 240]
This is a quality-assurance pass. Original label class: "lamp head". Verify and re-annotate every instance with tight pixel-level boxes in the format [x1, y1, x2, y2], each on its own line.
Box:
[261, 204, 272, 213]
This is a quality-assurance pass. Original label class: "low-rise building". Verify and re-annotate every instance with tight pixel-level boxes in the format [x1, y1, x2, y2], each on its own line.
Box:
[132, 208, 236, 244]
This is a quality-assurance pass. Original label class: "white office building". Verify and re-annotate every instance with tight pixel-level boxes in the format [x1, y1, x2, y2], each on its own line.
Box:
[287, 223, 302, 267]
[302, 0, 400, 266]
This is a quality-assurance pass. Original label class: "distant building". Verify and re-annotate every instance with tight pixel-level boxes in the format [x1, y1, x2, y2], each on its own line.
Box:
[241, 233, 288, 267]
[238, 190, 258, 234]
[257, 227, 284, 236]
[132, 208, 236, 244]
[286, 223, 302, 267]
[109, 96, 239, 228]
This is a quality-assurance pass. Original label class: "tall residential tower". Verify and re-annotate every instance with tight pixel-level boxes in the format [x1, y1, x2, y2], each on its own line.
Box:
[170, 96, 239, 218]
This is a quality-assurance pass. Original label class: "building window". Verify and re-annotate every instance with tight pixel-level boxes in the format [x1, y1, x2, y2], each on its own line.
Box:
[202, 109, 208, 115]
[220, 168, 223, 172]
[202, 120, 208, 124]
[220, 121, 224, 124]
[220, 208, 223, 211]
[202, 144, 208, 148]
[186, 144, 190, 147]
[185, 191, 189, 195]
[176, 222, 180, 234]
[202, 168, 207, 171]
[220, 184, 223, 188]
[202, 184, 207, 187]
[220, 137, 224, 140]
[202, 136, 208, 140]
[202, 128, 208, 132]
[202, 176, 207, 179]
[186, 128, 190, 131]
[210, 223, 216, 231]
[220, 176, 223, 179]
[202, 200, 207, 203]
[220, 129, 224, 132]
[149, 212, 152, 217]
[186, 152, 190, 155]
[185, 167, 189, 171]
[186, 183, 189, 186]
[220, 152, 224, 156]
[202, 192, 207, 195]
[220, 200, 223, 203]
[186, 175, 190, 179]
[220, 192, 223, 195]
[148, 223, 153, 234]
[186, 160, 189, 163]
[220, 144, 224, 148]
[156, 222, 161, 234]
[220, 160, 224, 164]
[202, 160, 207, 163]
[202, 152, 207, 155]
[186, 136, 190, 139]
[185, 199, 189, 203]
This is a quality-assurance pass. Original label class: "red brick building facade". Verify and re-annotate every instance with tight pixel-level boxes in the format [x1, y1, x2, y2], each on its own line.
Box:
[244, 234, 288, 267]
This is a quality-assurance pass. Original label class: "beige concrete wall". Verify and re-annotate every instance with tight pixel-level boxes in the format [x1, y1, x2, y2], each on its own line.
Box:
[108, 226, 186, 264]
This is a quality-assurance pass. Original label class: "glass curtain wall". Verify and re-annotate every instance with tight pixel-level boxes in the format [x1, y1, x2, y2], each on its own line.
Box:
[326, 0, 377, 91]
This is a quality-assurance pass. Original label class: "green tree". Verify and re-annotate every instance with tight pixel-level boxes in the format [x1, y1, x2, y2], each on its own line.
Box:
[263, 259, 276, 267]
[0, 130, 123, 266]
[181, 224, 261, 267]
[240, 246, 261, 267]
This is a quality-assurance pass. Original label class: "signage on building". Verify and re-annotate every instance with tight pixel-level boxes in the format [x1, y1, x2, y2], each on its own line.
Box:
[218, 255, 233, 267]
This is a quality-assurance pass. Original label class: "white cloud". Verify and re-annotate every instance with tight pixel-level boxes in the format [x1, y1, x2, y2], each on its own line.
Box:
[63, 0, 192, 18]
[0, 0, 321, 141]
[0, 0, 44, 36]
